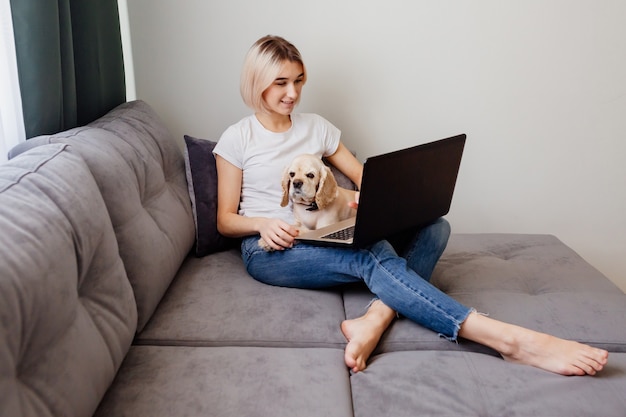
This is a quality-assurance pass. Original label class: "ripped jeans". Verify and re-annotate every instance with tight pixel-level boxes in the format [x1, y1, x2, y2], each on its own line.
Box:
[240, 218, 473, 340]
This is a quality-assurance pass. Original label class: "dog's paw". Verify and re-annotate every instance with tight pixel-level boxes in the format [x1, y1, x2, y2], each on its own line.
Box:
[258, 237, 274, 252]
[293, 220, 311, 234]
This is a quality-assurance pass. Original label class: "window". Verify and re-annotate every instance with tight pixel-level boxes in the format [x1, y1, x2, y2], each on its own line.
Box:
[0, 0, 25, 162]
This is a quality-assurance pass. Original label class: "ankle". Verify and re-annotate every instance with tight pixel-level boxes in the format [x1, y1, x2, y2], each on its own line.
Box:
[365, 300, 396, 324]
[460, 312, 521, 357]
[494, 331, 521, 359]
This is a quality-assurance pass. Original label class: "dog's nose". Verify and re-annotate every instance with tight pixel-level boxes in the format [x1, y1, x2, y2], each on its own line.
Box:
[293, 180, 303, 189]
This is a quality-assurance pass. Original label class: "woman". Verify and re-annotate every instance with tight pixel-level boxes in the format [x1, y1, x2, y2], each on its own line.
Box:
[213, 35, 608, 375]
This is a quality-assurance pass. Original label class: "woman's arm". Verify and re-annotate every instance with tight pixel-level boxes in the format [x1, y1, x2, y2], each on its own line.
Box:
[215, 154, 298, 250]
[325, 142, 363, 190]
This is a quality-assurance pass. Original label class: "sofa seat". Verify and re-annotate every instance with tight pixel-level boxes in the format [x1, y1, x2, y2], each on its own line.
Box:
[94, 346, 353, 417]
[104, 232, 626, 417]
[136, 249, 347, 349]
[351, 350, 626, 417]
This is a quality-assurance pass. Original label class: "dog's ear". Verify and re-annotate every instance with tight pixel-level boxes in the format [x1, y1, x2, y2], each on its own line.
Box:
[315, 165, 338, 209]
[280, 166, 291, 207]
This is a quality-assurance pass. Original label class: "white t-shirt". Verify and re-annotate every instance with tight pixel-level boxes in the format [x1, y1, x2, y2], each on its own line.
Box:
[213, 113, 341, 223]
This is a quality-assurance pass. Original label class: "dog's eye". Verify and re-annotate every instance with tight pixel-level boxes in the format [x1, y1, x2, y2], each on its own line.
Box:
[289, 172, 295, 178]
[306, 173, 315, 179]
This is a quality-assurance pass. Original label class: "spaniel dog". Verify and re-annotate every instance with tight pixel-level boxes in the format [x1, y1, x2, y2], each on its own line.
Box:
[258, 154, 357, 250]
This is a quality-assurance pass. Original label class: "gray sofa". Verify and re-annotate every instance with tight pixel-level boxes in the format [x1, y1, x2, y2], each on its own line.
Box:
[2, 100, 625, 417]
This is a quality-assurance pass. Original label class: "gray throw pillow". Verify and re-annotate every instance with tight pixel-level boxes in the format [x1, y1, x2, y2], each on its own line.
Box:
[183, 135, 237, 257]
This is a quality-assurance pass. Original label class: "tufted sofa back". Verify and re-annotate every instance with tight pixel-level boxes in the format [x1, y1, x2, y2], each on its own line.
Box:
[0, 144, 137, 416]
[9, 101, 196, 331]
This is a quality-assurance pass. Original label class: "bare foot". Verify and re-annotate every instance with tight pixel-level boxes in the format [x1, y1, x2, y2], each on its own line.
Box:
[341, 300, 396, 372]
[460, 312, 609, 376]
[500, 327, 609, 375]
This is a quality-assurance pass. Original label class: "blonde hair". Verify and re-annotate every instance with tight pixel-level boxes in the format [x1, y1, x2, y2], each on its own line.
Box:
[240, 35, 307, 113]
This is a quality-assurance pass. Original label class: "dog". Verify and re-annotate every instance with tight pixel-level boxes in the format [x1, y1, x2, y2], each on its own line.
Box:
[258, 154, 357, 250]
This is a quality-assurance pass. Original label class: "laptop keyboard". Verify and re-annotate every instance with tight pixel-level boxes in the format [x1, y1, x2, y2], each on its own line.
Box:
[321, 225, 355, 241]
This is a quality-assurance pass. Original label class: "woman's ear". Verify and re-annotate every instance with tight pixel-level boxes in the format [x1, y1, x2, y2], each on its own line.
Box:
[315, 166, 338, 209]
[280, 167, 291, 207]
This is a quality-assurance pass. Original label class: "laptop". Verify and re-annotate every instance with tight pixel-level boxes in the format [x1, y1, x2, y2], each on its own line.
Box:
[296, 133, 466, 248]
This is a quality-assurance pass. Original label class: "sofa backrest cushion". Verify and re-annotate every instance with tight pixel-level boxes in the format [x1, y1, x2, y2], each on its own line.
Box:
[17, 101, 196, 331]
[183, 135, 239, 257]
[0, 144, 137, 417]
[89, 101, 196, 329]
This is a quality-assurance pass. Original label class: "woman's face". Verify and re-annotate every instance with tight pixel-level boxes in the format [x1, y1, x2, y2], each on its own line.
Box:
[262, 60, 304, 117]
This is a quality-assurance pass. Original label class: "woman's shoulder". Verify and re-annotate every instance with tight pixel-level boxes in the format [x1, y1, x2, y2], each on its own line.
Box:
[292, 113, 337, 130]
[293, 113, 329, 123]
[220, 115, 257, 140]
[293, 113, 340, 137]
[225, 114, 257, 131]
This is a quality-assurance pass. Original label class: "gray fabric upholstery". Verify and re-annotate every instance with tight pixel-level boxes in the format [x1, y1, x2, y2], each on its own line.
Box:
[351, 351, 626, 417]
[0, 144, 136, 417]
[435, 234, 626, 351]
[94, 346, 353, 417]
[7, 134, 52, 159]
[9, 101, 196, 331]
[136, 249, 347, 348]
[87, 101, 196, 330]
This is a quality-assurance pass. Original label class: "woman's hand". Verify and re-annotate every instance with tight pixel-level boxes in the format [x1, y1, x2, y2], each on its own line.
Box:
[258, 218, 300, 251]
[348, 191, 360, 210]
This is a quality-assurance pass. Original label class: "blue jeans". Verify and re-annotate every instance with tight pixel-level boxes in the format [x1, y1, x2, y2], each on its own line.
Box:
[241, 218, 472, 340]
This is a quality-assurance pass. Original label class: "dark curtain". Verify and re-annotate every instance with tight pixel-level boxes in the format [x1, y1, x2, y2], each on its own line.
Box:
[10, 0, 126, 138]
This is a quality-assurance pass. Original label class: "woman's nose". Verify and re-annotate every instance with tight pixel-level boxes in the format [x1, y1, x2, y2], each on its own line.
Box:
[286, 82, 297, 97]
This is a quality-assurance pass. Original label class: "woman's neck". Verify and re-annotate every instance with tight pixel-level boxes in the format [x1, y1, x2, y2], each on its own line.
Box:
[255, 112, 292, 133]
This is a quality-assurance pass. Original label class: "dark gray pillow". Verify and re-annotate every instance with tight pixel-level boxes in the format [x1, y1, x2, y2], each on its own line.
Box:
[183, 135, 237, 257]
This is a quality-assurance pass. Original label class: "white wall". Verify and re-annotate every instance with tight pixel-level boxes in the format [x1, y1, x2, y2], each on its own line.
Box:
[126, 0, 626, 291]
[117, 0, 136, 100]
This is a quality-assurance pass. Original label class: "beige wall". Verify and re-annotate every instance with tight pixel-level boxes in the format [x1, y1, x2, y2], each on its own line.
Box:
[124, 0, 626, 291]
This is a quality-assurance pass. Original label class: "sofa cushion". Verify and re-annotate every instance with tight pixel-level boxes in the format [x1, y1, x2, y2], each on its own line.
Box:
[343, 233, 626, 355]
[351, 350, 626, 417]
[0, 144, 136, 417]
[89, 102, 196, 330]
[183, 134, 237, 256]
[9, 101, 196, 331]
[436, 234, 626, 349]
[136, 249, 347, 348]
[95, 346, 353, 417]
